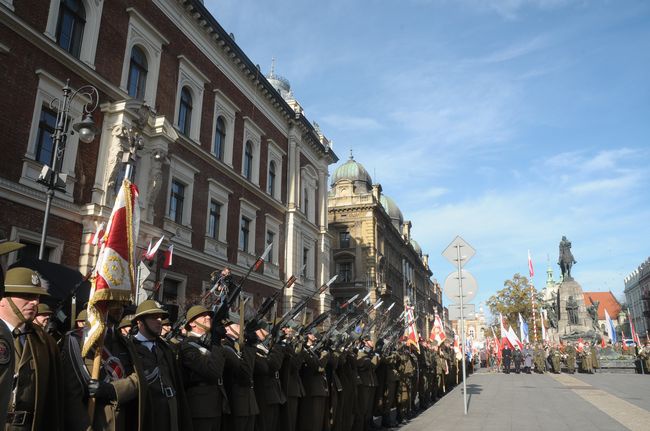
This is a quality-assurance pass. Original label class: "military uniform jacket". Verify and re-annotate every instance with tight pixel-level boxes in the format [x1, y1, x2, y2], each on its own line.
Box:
[132, 336, 193, 431]
[222, 341, 259, 416]
[0, 319, 15, 426]
[280, 343, 306, 398]
[10, 322, 63, 431]
[61, 327, 146, 431]
[356, 350, 378, 388]
[253, 343, 286, 406]
[300, 348, 329, 397]
[179, 334, 229, 418]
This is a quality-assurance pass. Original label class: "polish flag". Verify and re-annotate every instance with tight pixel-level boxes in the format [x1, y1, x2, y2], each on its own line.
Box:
[403, 305, 420, 353]
[143, 236, 164, 261]
[500, 313, 523, 349]
[83, 180, 140, 357]
[87, 222, 106, 246]
[163, 244, 174, 268]
[528, 250, 534, 278]
[629, 312, 641, 345]
[429, 313, 447, 344]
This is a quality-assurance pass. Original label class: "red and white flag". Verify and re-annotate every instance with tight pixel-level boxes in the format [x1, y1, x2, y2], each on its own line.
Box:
[87, 222, 106, 246]
[629, 312, 641, 345]
[163, 244, 174, 268]
[528, 250, 535, 278]
[429, 313, 447, 344]
[403, 305, 420, 353]
[82, 180, 140, 357]
[143, 236, 164, 261]
[500, 313, 523, 349]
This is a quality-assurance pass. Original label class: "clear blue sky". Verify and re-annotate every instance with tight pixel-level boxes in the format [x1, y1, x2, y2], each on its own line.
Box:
[209, 0, 650, 314]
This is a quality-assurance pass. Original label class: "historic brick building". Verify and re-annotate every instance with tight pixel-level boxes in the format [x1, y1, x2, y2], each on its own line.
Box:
[327, 155, 441, 334]
[0, 0, 337, 315]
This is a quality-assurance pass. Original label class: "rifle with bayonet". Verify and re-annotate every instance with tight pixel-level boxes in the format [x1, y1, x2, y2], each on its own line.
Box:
[244, 274, 297, 331]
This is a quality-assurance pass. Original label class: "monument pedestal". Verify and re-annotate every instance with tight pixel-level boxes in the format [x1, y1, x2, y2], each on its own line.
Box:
[557, 279, 599, 342]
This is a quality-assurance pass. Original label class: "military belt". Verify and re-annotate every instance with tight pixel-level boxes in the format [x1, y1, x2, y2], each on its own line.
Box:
[6, 410, 33, 426]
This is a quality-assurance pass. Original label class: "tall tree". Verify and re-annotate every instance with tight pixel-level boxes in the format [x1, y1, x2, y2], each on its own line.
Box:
[486, 273, 542, 339]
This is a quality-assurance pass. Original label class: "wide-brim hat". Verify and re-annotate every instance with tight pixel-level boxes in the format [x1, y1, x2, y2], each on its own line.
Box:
[0, 240, 25, 256]
[132, 299, 169, 320]
[3, 267, 48, 296]
[117, 316, 132, 330]
[37, 303, 53, 315]
[185, 305, 213, 325]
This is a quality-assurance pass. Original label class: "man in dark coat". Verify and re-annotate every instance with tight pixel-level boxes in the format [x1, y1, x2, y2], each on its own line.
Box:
[501, 345, 512, 374]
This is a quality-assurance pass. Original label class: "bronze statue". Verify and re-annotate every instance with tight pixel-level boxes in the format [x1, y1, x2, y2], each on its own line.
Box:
[566, 296, 579, 325]
[586, 300, 600, 331]
[558, 236, 577, 280]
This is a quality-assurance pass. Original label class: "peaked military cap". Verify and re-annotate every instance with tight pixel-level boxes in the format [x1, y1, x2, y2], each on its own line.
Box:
[117, 316, 132, 330]
[3, 267, 49, 296]
[132, 299, 168, 320]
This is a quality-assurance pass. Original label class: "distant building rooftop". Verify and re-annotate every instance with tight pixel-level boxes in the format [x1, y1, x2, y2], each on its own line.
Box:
[583, 291, 622, 320]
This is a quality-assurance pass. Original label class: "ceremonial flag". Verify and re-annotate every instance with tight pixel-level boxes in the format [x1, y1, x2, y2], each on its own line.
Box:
[518, 313, 529, 343]
[629, 312, 641, 345]
[605, 309, 617, 344]
[143, 236, 164, 260]
[88, 222, 106, 246]
[500, 313, 523, 349]
[404, 305, 420, 353]
[430, 313, 447, 344]
[528, 250, 534, 278]
[163, 244, 174, 268]
[83, 180, 140, 357]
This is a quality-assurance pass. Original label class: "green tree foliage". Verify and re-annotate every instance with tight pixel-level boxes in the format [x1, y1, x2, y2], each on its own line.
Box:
[486, 273, 543, 339]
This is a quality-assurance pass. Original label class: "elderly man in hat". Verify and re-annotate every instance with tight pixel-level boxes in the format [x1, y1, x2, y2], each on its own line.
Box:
[178, 305, 228, 431]
[131, 299, 192, 431]
[0, 267, 63, 430]
[61, 299, 148, 431]
[0, 238, 25, 426]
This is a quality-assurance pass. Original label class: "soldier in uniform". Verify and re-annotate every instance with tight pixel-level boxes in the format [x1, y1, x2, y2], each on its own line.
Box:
[0, 238, 24, 425]
[299, 329, 330, 431]
[638, 341, 650, 374]
[501, 344, 512, 374]
[565, 342, 577, 374]
[251, 321, 285, 431]
[278, 321, 306, 431]
[131, 299, 193, 431]
[118, 317, 132, 338]
[512, 346, 522, 374]
[61, 301, 147, 431]
[220, 310, 259, 431]
[178, 305, 228, 431]
[550, 344, 562, 373]
[0, 267, 63, 430]
[33, 304, 53, 329]
[590, 342, 600, 372]
[354, 336, 378, 431]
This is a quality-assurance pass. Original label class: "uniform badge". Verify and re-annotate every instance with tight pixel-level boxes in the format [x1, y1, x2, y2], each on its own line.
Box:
[31, 273, 40, 286]
[0, 339, 11, 365]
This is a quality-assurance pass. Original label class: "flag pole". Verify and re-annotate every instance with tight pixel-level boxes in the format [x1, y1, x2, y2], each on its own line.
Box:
[529, 251, 538, 342]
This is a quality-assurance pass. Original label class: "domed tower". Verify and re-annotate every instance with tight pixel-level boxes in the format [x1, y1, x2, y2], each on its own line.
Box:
[266, 58, 303, 114]
[331, 152, 373, 197]
[380, 194, 404, 231]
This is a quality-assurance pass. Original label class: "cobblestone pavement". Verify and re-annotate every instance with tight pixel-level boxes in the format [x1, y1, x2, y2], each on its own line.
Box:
[397, 369, 650, 431]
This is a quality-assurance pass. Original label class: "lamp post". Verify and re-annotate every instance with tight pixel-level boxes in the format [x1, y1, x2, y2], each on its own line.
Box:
[38, 80, 99, 260]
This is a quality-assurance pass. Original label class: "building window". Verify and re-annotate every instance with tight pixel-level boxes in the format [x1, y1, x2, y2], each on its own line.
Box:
[169, 180, 185, 224]
[162, 278, 180, 304]
[127, 45, 148, 100]
[56, 0, 86, 58]
[208, 200, 221, 239]
[337, 262, 352, 283]
[266, 231, 275, 264]
[243, 141, 253, 180]
[240, 217, 250, 252]
[35, 106, 59, 166]
[303, 247, 309, 277]
[178, 87, 192, 136]
[303, 188, 309, 215]
[267, 161, 276, 196]
[214, 116, 225, 160]
[339, 231, 350, 248]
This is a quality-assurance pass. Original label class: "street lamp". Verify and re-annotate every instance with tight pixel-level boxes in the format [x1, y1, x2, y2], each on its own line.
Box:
[38, 80, 99, 260]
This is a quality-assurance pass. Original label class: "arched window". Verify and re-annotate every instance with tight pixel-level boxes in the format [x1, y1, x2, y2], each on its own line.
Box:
[268, 161, 276, 195]
[56, 0, 86, 58]
[214, 116, 225, 160]
[178, 87, 192, 136]
[127, 46, 148, 100]
[243, 141, 253, 180]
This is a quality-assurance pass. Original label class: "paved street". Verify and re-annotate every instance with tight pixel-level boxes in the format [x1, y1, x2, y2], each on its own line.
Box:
[400, 369, 650, 431]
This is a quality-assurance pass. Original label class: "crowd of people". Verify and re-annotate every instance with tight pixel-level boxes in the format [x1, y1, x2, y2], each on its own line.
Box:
[0, 263, 474, 431]
[483, 340, 650, 375]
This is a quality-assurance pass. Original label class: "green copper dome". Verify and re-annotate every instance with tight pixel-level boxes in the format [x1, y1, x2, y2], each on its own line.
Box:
[331, 153, 373, 189]
[380, 194, 404, 226]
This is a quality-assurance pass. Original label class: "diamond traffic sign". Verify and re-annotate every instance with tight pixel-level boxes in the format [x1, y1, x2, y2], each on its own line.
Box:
[442, 235, 476, 269]
[443, 270, 478, 304]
